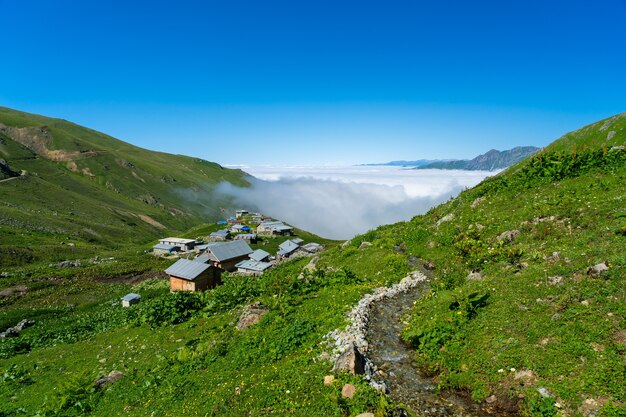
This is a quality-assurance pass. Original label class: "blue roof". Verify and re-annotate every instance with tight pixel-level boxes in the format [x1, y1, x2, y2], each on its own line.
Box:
[241, 226, 251, 231]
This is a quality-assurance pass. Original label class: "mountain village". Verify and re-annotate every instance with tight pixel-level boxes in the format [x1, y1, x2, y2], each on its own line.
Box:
[151, 209, 324, 294]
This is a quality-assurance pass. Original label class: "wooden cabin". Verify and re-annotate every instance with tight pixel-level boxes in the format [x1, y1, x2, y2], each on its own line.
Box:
[165, 258, 222, 292]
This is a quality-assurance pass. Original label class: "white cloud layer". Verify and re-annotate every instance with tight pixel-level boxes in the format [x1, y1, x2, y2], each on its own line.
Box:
[218, 166, 494, 240]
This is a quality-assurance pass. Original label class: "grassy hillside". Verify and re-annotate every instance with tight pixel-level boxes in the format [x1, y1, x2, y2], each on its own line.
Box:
[0, 107, 250, 266]
[382, 112, 625, 415]
[0, 112, 623, 417]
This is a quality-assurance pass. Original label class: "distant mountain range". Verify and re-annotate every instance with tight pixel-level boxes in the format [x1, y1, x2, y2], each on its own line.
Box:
[359, 159, 455, 167]
[365, 146, 540, 171]
[416, 146, 540, 171]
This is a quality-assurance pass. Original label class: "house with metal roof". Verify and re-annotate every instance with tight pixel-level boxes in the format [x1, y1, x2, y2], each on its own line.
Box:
[235, 209, 249, 219]
[152, 243, 181, 256]
[209, 229, 230, 241]
[235, 260, 272, 276]
[256, 221, 294, 236]
[301, 242, 324, 253]
[249, 248, 270, 262]
[277, 239, 300, 258]
[165, 258, 221, 292]
[234, 233, 257, 243]
[199, 240, 253, 271]
[158, 237, 198, 252]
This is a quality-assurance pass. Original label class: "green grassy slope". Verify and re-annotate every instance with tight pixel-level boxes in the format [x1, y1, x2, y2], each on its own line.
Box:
[379, 112, 624, 415]
[0, 107, 250, 265]
[0, 112, 623, 417]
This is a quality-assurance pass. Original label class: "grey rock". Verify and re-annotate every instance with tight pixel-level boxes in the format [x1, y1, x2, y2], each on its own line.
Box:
[95, 370, 124, 389]
[332, 342, 365, 375]
[548, 276, 563, 286]
[436, 213, 454, 227]
[587, 262, 609, 277]
[236, 302, 269, 330]
[467, 271, 483, 280]
[497, 229, 520, 243]
[471, 197, 485, 208]
[0, 319, 35, 338]
[606, 130, 616, 141]
[49, 259, 81, 268]
[359, 241, 372, 249]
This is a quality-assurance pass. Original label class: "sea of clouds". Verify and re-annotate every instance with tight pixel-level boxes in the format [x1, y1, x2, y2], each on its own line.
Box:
[217, 165, 495, 240]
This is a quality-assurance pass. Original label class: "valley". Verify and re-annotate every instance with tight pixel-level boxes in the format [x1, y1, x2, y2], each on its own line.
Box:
[0, 109, 625, 416]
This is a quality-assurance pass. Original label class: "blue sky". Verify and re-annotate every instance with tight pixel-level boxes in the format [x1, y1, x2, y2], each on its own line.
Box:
[1, 0, 625, 165]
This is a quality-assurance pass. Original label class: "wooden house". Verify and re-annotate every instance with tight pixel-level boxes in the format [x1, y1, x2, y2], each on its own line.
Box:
[165, 258, 222, 292]
[195, 240, 253, 272]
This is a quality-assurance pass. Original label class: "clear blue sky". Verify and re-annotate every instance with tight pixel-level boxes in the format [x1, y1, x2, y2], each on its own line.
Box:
[1, 0, 625, 165]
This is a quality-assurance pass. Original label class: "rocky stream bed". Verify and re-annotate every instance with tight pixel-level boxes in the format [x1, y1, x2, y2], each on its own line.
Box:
[326, 272, 490, 416]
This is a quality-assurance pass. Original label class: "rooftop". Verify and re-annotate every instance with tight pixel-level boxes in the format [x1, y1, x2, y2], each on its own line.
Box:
[235, 260, 272, 272]
[278, 240, 299, 254]
[159, 237, 197, 244]
[165, 258, 212, 280]
[249, 249, 270, 261]
[206, 240, 253, 261]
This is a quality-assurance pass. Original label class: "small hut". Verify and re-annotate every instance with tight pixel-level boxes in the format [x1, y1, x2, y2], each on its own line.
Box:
[121, 293, 141, 307]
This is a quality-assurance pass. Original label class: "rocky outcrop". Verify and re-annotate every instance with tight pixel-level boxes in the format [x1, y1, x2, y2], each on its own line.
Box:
[1, 319, 35, 338]
[236, 302, 269, 330]
[332, 342, 365, 375]
[95, 371, 124, 389]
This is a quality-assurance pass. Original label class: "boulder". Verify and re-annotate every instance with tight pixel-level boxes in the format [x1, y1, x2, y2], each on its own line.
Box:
[236, 302, 269, 330]
[423, 259, 435, 271]
[547, 276, 563, 286]
[305, 256, 319, 272]
[358, 242, 372, 249]
[0, 319, 35, 338]
[323, 375, 335, 386]
[497, 229, 520, 243]
[95, 370, 124, 389]
[587, 262, 609, 277]
[436, 213, 454, 227]
[332, 343, 365, 375]
[467, 271, 483, 281]
[341, 383, 356, 399]
[471, 197, 485, 208]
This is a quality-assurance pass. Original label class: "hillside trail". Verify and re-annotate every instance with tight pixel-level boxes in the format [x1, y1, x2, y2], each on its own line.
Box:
[366, 285, 489, 417]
